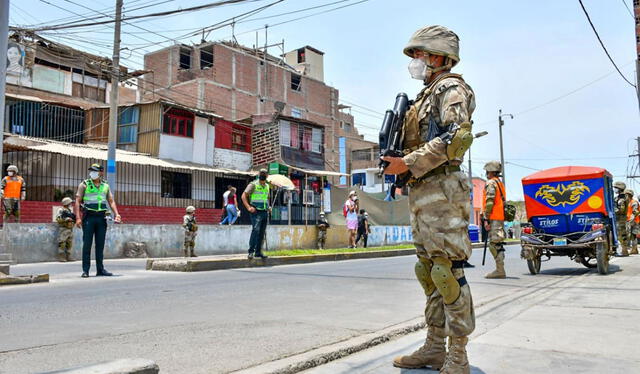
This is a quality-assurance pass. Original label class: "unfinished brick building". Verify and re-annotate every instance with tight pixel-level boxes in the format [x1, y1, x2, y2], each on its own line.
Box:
[141, 42, 376, 182]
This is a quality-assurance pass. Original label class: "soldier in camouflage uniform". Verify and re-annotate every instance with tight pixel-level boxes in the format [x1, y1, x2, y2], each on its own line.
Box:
[317, 212, 330, 250]
[625, 189, 639, 255]
[55, 197, 75, 262]
[383, 25, 475, 374]
[482, 161, 507, 279]
[614, 181, 630, 257]
[183, 206, 198, 257]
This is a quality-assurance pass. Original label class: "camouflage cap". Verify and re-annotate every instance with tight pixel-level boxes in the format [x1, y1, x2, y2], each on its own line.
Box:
[483, 161, 502, 173]
[61, 197, 73, 205]
[625, 189, 634, 197]
[614, 181, 626, 190]
[403, 25, 460, 65]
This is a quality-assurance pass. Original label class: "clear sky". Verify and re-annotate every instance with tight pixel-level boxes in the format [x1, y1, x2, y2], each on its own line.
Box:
[10, 0, 639, 199]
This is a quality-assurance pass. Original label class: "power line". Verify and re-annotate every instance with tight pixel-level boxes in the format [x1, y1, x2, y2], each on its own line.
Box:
[28, 0, 264, 32]
[578, 0, 636, 88]
[621, 0, 634, 18]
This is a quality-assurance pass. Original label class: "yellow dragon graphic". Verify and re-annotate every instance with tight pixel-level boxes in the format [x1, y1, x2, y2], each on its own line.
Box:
[534, 181, 590, 207]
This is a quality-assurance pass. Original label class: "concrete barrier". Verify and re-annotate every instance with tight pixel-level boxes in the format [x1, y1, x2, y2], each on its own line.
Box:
[1, 223, 413, 264]
[40, 358, 158, 374]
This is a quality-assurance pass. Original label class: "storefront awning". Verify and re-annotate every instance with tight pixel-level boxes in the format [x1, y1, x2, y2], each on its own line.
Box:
[285, 164, 349, 177]
[4, 135, 256, 177]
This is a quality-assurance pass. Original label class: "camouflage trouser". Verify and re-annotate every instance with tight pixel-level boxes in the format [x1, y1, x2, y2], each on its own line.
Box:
[317, 230, 327, 249]
[409, 171, 475, 337]
[2, 198, 20, 221]
[488, 220, 505, 258]
[184, 231, 196, 251]
[617, 220, 628, 247]
[58, 227, 73, 254]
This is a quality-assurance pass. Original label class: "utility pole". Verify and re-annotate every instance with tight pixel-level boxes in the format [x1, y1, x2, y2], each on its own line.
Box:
[498, 109, 513, 187]
[635, 0, 640, 113]
[107, 0, 123, 191]
[0, 1, 9, 174]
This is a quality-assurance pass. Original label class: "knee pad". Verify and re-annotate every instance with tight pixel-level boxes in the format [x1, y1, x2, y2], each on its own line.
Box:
[431, 257, 461, 305]
[414, 258, 436, 296]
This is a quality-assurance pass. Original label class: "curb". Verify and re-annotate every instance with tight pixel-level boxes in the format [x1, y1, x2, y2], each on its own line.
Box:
[146, 242, 521, 273]
[40, 358, 159, 374]
[0, 273, 49, 286]
[229, 318, 425, 374]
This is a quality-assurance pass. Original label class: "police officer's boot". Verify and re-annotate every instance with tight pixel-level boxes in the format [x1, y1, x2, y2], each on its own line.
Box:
[393, 326, 446, 369]
[485, 251, 506, 279]
[440, 336, 470, 374]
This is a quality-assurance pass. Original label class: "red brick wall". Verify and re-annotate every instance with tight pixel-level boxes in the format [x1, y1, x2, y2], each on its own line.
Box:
[9, 201, 223, 224]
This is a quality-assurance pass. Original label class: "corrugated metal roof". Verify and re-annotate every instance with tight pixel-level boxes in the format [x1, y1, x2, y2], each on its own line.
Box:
[93, 99, 222, 119]
[4, 135, 256, 176]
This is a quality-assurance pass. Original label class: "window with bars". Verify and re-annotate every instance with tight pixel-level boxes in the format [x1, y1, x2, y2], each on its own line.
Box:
[231, 126, 250, 152]
[280, 121, 323, 154]
[162, 108, 194, 137]
[179, 46, 192, 69]
[161, 171, 192, 199]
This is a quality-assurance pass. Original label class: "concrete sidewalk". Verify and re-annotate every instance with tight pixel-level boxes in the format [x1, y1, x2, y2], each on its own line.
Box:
[299, 255, 640, 374]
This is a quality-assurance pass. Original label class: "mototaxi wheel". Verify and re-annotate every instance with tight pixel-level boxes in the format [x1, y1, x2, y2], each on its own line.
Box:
[527, 255, 541, 275]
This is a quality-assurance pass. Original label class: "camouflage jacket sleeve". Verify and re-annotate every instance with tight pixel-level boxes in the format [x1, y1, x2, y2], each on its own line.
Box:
[484, 180, 497, 217]
[615, 197, 627, 215]
[0, 177, 5, 198]
[55, 208, 65, 224]
[183, 215, 190, 230]
[19, 177, 26, 192]
[402, 77, 476, 177]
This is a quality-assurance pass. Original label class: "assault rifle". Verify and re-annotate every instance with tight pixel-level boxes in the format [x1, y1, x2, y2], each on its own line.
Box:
[60, 209, 76, 222]
[378, 93, 412, 198]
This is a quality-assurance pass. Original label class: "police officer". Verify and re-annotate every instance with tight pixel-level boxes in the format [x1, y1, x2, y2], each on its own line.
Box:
[625, 189, 639, 255]
[382, 25, 476, 373]
[482, 161, 507, 279]
[242, 168, 271, 259]
[0, 165, 26, 223]
[183, 206, 198, 257]
[75, 163, 121, 278]
[614, 181, 630, 257]
[56, 197, 76, 262]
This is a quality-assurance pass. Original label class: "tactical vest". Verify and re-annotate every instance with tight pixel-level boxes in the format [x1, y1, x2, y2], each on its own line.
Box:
[83, 179, 109, 212]
[402, 73, 467, 154]
[616, 195, 630, 222]
[3, 176, 23, 199]
[250, 181, 270, 211]
[483, 178, 505, 221]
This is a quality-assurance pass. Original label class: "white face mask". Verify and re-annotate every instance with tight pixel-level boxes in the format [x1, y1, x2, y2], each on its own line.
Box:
[351, 196, 357, 201]
[408, 58, 429, 81]
[7, 171, 14, 176]
[89, 171, 100, 180]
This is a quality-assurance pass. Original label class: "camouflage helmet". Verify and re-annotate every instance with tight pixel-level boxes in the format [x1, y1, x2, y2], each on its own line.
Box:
[61, 197, 73, 206]
[403, 25, 460, 66]
[483, 161, 502, 173]
[625, 189, 634, 197]
[6, 165, 18, 173]
[614, 181, 626, 190]
[186, 206, 196, 213]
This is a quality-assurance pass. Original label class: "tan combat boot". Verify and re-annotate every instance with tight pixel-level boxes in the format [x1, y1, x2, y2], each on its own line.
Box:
[56, 252, 67, 262]
[441, 336, 470, 374]
[630, 244, 638, 255]
[393, 326, 446, 369]
[621, 245, 630, 257]
[184, 249, 189, 257]
[190, 249, 197, 257]
[65, 251, 75, 262]
[485, 253, 506, 279]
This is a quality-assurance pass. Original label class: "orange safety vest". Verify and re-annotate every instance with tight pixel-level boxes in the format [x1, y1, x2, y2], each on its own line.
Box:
[483, 177, 505, 221]
[627, 199, 640, 223]
[3, 176, 23, 199]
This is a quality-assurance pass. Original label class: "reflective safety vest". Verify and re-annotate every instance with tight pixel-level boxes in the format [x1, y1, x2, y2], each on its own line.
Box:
[83, 179, 109, 212]
[627, 199, 640, 223]
[483, 177, 505, 221]
[250, 181, 270, 211]
[3, 176, 23, 199]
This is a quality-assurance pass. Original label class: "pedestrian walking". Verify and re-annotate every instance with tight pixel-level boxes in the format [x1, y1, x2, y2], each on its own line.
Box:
[356, 210, 370, 248]
[383, 25, 476, 372]
[1, 165, 25, 223]
[75, 163, 121, 278]
[317, 212, 330, 249]
[344, 191, 359, 248]
[220, 186, 239, 225]
[482, 161, 507, 279]
[55, 197, 76, 262]
[183, 206, 198, 257]
[242, 168, 270, 259]
[614, 181, 630, 256]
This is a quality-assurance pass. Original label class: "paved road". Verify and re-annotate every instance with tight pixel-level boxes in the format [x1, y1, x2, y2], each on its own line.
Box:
[0, 246, 600, 373]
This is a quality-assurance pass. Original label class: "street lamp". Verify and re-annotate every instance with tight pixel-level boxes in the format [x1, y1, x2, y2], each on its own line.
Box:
[498, 109, 514, 187]
[468, 131, 489, 225]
